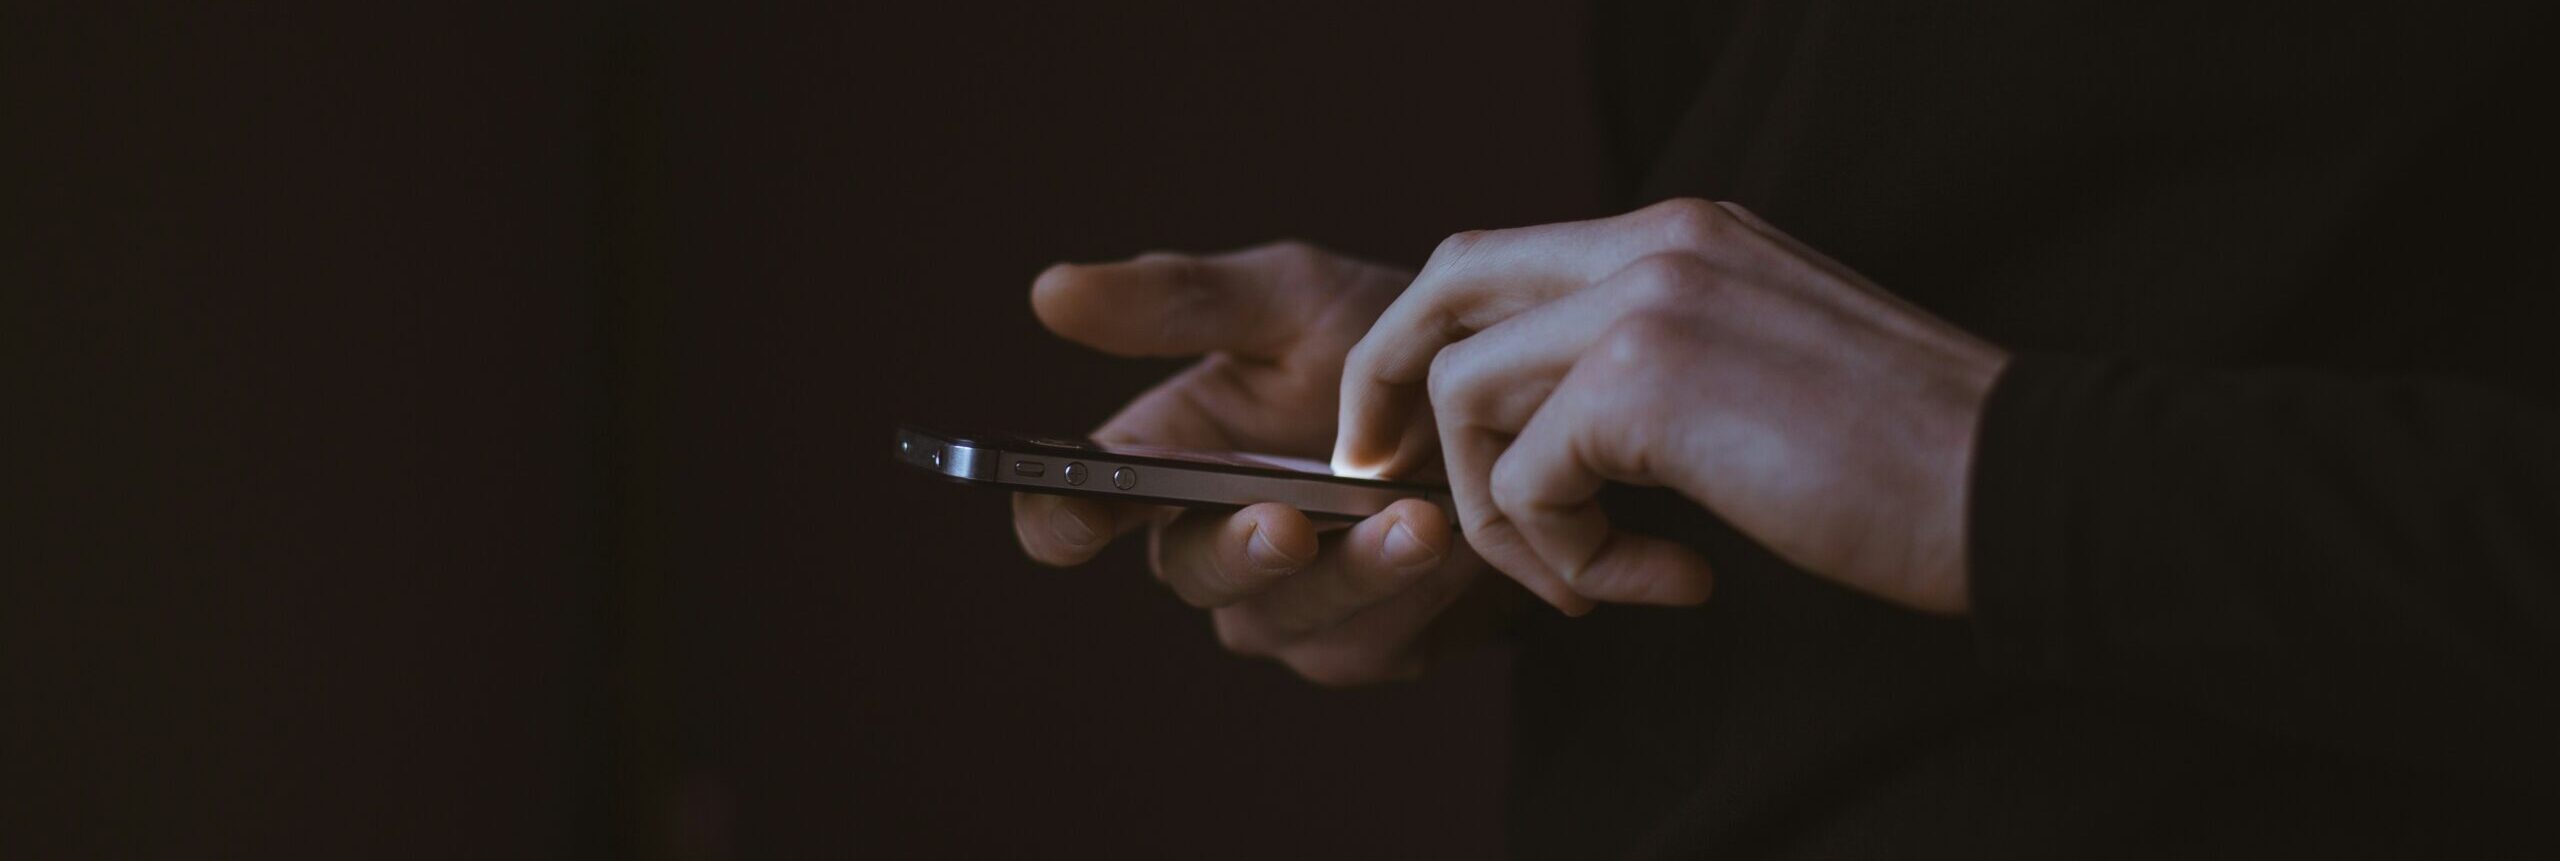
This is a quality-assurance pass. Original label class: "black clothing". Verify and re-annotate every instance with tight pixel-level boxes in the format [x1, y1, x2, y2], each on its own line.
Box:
[1510, 1, 2560, 857]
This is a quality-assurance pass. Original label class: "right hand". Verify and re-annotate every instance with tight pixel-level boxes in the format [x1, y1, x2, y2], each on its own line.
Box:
[1013, 241, 1556, 685]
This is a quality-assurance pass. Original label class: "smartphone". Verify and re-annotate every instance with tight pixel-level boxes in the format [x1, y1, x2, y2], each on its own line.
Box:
[894, 424, 1453, 523]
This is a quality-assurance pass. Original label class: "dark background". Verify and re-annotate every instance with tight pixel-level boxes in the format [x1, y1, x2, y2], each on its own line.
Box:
[6, 2, 1606, 857]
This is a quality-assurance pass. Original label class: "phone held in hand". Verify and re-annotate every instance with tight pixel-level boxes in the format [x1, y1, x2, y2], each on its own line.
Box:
[894, 425, 1454, 523]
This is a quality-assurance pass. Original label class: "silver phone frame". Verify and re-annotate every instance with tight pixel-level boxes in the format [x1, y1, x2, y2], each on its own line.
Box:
[895, 426, 1455, 523]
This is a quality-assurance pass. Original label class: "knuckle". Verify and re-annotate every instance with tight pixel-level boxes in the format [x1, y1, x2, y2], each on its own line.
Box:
[1263, 237, 1323, 264]
[1426, 342, 1461, 389]
[1430, 229, 1488, 266]
[1457, 502, 1508, 541]
[1596, 314, 1687, 372]
[1420, 230, 1494, 285]
[1465, 520, 1538, 576]
[1425, 343, 1473, 410]
[1620, 253, 1720, 309]
[1258, 238, 1333, 282]
[1161, 254, 1211, 290]
[1131, 249, 1207, 280]
[1488, 455, 1540, 518]
[1640, 197, 1734, 250]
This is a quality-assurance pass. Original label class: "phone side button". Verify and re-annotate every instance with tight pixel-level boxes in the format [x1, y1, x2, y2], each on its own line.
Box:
[1111, 467, 1137, 490]
[1012, 460, 1045, 478]
[1063, 462, 1088, 486]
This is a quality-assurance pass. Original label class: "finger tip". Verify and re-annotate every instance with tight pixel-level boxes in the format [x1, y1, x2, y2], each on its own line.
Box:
[1522, 575, 1595, 617]
[1572, 536, 1715, 606]
[1240, 499, 1310, 521]
[1328, 448, 1387, 480]
[1028, 262, 1096, 335]
[1386, 497, 1450, 537]
[1658, 543, 1716, 605]
[1239, 501, 1314, 533]
[1548, 568, 1600, 616]
[1673, 567, 1716, 606]
[1238, 503, 1318, 562]
[1030, 259, 1079, 293]
[1375, 518, 1445, 574]
[1029, 261, 1068, 300]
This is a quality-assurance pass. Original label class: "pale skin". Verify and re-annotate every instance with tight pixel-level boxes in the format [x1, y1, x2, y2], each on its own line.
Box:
[1015, 199, 2011, 684]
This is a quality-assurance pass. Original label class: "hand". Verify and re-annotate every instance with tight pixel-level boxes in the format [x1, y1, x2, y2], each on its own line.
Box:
[1013, 241, 1535, 685]
[1334, 199, 2010, 614]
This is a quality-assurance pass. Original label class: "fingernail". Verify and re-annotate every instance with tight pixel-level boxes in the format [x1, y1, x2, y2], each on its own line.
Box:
[1247, 527, 1300, 572]
[1383, 521, 1438, 569]
[1050, 507, 1097, 547]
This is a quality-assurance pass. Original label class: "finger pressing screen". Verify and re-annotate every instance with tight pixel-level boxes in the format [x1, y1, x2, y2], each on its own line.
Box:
[1331, 205, 1707, 476]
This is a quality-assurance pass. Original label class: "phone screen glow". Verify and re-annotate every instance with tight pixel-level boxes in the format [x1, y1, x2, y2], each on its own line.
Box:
[1089, 442, 1341, 477]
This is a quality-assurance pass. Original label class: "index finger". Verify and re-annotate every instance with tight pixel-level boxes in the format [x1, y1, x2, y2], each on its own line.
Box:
[1031, 241, 1337, 361]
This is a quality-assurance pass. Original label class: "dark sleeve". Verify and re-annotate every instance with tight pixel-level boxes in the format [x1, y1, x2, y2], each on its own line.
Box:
[1968, 353, 2560, 779]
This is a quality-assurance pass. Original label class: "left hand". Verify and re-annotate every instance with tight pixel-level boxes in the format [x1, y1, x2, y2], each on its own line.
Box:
[1333, 199, 2010, 614]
